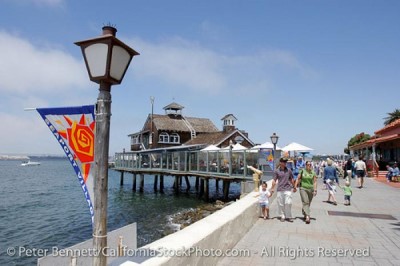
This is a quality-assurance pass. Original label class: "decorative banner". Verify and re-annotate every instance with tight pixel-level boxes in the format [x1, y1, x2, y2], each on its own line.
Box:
[259, 148, 274, 169]
[36, 105, 95, 226]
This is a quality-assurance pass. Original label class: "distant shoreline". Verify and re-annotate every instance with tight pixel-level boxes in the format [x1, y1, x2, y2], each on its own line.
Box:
[0, 155, 66, 160]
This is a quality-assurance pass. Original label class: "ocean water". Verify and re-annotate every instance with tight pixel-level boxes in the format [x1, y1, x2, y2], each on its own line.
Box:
[0, 158, 240, 266]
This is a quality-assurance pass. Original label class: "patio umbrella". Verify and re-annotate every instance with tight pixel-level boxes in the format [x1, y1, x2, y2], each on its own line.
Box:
[281, 142, 313, 152]
[220, 143, 248, 152]
[201, 144, 221, 151]
[282, 142, 313, 157]
[232, 143, 248, 151]
[251, 141, 282, 150]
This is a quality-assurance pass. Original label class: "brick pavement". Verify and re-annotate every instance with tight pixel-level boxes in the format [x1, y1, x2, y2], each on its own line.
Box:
[218, 177, 400, 265]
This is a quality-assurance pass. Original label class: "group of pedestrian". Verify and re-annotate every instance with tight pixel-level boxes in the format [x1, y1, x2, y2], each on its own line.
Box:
[255, 157, 355, 225]
[256, 157, 317, 224]
[270, 158, 320, 224]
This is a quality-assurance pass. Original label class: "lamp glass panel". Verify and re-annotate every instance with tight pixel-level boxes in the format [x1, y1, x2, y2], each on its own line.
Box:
[270, 135, 278, 144]
[84, 43, 108, 77]
[110, 46, 131, 81]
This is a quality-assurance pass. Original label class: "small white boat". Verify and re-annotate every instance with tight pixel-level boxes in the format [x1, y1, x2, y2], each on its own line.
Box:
[21, 160, 41, 166]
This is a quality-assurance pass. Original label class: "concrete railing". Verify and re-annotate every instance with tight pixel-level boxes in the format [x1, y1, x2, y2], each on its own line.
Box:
[111, 180, 275, 266]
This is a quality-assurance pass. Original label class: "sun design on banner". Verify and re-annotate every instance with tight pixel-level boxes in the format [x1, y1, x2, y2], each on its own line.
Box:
[267, 152, 274, 162]
[58, 115, 95, 183]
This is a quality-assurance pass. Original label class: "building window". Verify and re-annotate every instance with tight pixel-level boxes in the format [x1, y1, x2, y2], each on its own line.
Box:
[224, 119, 233, 126]
[131, 135, 140, 145]
[170, 133, 180, 144]
[159, 132, 169, 143]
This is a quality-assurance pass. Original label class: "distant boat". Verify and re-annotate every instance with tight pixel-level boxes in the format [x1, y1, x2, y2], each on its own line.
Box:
[21, 160, 41, 166]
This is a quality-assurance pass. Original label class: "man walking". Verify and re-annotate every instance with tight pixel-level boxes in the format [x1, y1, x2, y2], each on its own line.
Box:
[355, 156, 367, 188]
[271, 158, 297, 222]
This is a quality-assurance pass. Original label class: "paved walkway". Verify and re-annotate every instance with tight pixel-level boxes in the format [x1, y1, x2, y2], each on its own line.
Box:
[218, 176, 400, 265]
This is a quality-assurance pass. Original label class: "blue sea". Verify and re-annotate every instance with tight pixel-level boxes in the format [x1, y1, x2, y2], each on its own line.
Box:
[0, 158, 240, 266]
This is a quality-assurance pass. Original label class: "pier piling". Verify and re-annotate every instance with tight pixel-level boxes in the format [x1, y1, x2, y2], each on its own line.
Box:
[154, 175, 158, 192]
[132, 173, 136, 191]
[184, 176, 190, 192]
[160, 175, 164, 193]
[120, 172, 124, 186]
[139, 174, 144, 193]
[199, 178, 204, 198]
[174, 176, 179, 193]
[204, 178, 209, 201]
[223, 180, 230, 201]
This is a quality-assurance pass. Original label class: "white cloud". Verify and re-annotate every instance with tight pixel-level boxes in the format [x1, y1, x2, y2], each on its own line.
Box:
[126, 36, 317, 96]
[0, 31, 87, 95]
[129, 37, 227, 94]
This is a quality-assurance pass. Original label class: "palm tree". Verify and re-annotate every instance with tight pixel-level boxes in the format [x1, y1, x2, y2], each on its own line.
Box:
[384, 109, 400, 126]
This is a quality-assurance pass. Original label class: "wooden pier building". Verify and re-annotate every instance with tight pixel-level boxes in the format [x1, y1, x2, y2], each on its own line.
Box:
[115, 101, 261, 201]
[128, 102, 254, 151]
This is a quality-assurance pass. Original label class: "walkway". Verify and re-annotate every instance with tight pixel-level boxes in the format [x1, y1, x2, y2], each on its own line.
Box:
[218, 176, 400, 265]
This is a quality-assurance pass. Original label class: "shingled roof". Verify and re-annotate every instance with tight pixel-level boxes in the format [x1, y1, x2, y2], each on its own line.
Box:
[184, 132, 230, 145]
[152, 114, 219, 133]
[185, 129, 254, 147]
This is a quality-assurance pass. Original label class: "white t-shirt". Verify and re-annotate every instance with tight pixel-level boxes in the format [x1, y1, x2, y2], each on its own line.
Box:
[354, 160, 366, 171]
[258, 189, 271, 204]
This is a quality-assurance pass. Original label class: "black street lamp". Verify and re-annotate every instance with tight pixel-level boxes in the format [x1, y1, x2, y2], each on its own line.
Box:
[75, 26, 139, 266]
[270, 133, 279, 170]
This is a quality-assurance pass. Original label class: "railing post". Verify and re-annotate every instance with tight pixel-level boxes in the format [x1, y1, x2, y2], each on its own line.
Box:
[197, 151, 200, 172]
[243, 151, 247, 177]
[184, 152, 188, 172]
[166, 153, 170, 170]
[206, 152, 209, 173]
[229, 147, 232, 176]
[188, 152, 192, 171]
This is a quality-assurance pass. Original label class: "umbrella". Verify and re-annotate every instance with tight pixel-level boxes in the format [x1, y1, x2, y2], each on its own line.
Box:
[232, 143, 248, 151]
[221, 143, 248, 151]
[201, 144, 220, 151]
[281, 142, 313, 152]
[251, 141, 282, 150]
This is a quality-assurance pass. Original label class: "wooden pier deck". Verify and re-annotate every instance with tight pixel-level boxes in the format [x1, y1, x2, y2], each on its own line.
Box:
[113, 148, 263, 201]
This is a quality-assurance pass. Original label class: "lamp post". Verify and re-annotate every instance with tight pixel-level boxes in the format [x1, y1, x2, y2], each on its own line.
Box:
[75, 26, 139, 266]
[270, 133, 279, 170]
[150, 96, 155, 148]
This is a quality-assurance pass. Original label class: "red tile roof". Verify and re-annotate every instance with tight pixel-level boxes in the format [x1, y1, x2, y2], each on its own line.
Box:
[375, 119, 400, 135]
[350, 134, 400, 149]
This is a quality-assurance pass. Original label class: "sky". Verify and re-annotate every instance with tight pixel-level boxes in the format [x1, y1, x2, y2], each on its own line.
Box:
[0, 0, 399, 156]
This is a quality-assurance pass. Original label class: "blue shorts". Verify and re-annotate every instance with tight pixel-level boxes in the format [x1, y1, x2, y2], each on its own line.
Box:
[260, 202, 269, 208]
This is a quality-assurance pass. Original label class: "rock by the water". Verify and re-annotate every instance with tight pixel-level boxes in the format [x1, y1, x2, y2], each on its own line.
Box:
[167, 201, 228, 231]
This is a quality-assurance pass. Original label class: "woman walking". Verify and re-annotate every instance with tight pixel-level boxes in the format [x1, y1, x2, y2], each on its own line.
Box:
[295, 161, 317, 224]
[323, 159, 339, 203]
